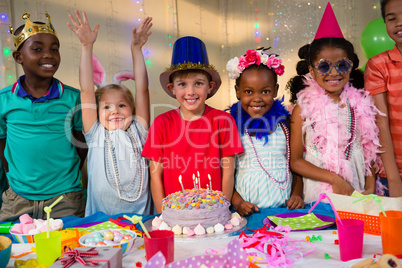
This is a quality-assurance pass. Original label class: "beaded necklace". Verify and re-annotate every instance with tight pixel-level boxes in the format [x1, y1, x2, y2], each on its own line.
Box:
[246, 121, 291, 190]
[297, 73, 381, 184]
[104, 126, 145, 202]
[344, 100, 356, 160]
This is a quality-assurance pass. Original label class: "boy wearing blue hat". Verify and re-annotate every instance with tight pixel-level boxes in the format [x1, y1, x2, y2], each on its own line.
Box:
[142, 36, 244, 212]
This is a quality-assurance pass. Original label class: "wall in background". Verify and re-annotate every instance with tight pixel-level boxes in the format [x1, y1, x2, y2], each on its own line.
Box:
[1, 0, 382, 119]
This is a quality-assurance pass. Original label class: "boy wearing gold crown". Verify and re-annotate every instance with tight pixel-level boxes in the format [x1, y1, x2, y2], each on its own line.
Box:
[142, 36, 244, 213]
[0, 12, 87, 221]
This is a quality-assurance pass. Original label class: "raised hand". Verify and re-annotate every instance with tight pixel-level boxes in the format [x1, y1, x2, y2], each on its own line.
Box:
[68, 10, 100, 46]
[131, 17, 152, 49]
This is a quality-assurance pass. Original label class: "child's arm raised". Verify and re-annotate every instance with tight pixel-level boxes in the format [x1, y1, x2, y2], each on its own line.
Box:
[290, 105, 355, 196]
[68, 10, 100, 133]
[131, 17, 152, 130]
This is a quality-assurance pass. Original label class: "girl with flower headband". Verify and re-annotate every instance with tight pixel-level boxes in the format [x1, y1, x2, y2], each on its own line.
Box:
[68, 11, 153, 215]
[227, 49, 304, 216]
[287, 3, 381, 203]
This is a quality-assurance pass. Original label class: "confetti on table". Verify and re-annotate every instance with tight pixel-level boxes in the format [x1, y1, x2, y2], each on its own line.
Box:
[324, 253, 331, 259]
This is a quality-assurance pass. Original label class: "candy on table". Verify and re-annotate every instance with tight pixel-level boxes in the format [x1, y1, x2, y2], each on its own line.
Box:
[10, 223, 22, 234]
[22, 224, 35, 234]
[14, 259, 46, 268]
[214, 223, 224, 233]
[324, 253, 331, 259]
[230, 216, 241, 226]
[10, 214, 63, 235]
[206, 226, 214, 234]
[224, 223, 233, 230]
[194, 224, 205, 235]
[152, 216, 163, 228]
[83, 229, 135, 246]
[158, 221, 171, 231]
[187, 229, 195, 237]
[172, 225, 182, 235]
[19, 214, 33, 225]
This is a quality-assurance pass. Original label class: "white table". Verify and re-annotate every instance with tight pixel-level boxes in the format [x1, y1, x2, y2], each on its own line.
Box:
[7, 230, 383, 267]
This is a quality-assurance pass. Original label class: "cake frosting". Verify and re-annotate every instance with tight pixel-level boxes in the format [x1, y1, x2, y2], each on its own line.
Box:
[161, 188, 232, 230]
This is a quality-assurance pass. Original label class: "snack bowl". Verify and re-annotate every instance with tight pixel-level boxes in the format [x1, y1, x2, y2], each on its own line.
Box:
[79, 229, 137, 256]
[9, 230, 36, 243]
[9, 218, 64, 244]
[0, 236, 12, 268]
[10, 226, 63, 244]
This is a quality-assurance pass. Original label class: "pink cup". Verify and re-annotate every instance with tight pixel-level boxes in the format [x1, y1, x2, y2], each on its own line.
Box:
[144, 230, 174, 264]
[337, 219, 364, 262]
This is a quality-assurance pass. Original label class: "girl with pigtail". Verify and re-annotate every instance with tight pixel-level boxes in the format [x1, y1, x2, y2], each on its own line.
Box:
[68, 11, 153, 215]
[287, 13, 382, 203]
[227, 49, 305, 217]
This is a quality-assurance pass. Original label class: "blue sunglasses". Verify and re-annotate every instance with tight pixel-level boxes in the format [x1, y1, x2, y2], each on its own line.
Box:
[313, 58, 353, 76]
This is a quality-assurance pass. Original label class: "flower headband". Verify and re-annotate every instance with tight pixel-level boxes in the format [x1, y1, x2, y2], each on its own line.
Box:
[226, 49, 285, 80]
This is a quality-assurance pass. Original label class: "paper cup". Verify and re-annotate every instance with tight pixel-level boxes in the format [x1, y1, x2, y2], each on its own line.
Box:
[144, 230, 174, 264]
[380, 210, 402, 258]
[337, 219, 364, 262]
[34, 231, 61, 267]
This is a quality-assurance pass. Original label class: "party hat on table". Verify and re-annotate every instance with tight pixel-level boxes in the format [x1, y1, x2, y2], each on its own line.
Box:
[314, 2, 344, 39]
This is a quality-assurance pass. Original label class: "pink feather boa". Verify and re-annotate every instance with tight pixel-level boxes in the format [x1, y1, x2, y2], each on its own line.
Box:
[297, 74, 381, 185]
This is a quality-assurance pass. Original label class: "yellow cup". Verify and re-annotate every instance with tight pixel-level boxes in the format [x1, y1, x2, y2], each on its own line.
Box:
[34, 231, 61, 267]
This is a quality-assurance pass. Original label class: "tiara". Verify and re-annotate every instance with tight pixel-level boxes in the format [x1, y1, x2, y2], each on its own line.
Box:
[9, 11, 58, 50]
[226, 48, 285, 80]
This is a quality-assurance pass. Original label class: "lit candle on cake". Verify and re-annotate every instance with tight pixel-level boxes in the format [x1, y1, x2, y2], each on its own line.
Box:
[178, 175, 185, 193]
[206, 184, 210, 194]
[208, 174, 212, 191]
[197, 171, 201, 188]
[192, 174, 196, 190]
[195, 176, 199, 195]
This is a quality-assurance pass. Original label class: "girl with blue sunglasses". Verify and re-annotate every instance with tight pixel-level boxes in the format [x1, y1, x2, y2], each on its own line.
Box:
[286, 36, 382, 204]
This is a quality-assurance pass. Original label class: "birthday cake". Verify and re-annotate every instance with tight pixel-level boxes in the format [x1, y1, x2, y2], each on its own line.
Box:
[152, 188, 241, 235]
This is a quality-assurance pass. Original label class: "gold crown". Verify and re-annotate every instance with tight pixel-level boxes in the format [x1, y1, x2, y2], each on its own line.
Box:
[9, 11, 58, 50]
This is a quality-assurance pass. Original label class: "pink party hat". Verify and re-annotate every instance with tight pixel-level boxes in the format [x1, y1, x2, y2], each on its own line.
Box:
[314, 2, 344, 39]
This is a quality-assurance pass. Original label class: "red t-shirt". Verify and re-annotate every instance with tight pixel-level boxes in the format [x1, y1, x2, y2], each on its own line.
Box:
[142, 105, 244, 195]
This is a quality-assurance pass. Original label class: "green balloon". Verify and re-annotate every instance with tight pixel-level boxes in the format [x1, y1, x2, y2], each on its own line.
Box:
[360, 18, 395, 59]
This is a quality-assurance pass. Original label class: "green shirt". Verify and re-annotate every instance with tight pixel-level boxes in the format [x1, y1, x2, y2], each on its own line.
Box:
[0, 76, 83, 200]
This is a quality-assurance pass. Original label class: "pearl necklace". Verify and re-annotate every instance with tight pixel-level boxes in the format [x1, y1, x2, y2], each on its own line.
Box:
[104, 126, 145, 202]
[246, 121, 291, 190]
